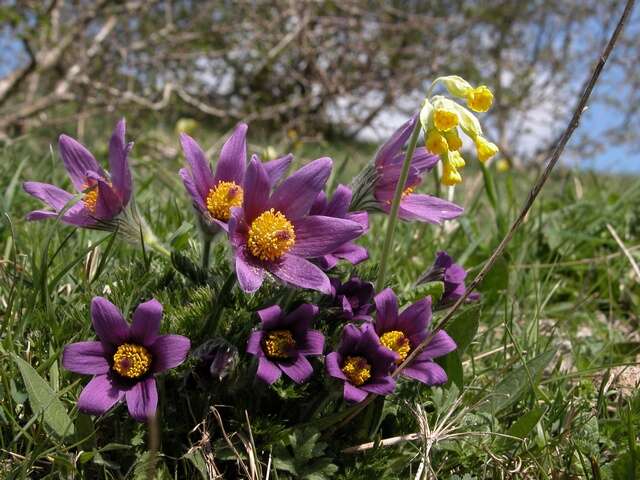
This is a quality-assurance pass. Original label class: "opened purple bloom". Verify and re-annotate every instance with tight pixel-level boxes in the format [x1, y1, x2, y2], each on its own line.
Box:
[373, 288, 456, 385]
[228, 157, 364, 294]
[62, 297, 190, 422]
[374, 114, 463, 223]
[247, 304, 324, 385]
[325, 323, 397, 403]
[330, 277, 375, 322]
[24, 119, 132, 227]
[179, 123, 292, 233]
[419, 251, 481, 308]
[309, 185, 368, 270]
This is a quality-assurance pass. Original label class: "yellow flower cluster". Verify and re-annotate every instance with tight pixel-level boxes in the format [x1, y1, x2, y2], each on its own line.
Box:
[420, 75, 500, 185]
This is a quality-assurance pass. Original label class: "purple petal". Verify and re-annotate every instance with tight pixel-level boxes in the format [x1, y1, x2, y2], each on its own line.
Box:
[242, 157, 271, 223]
[61, 202, 94, 227]
[257, 357, 282, 384]
[91, 297, 129, 346]
[374, 114, 417, 167]
[269, 157, 332, 220]
[410, 147, 439, 173]
[374, 288, 399, 334]
[434, 251, 454, 270]
[150, 334, 191, 373]
[93, 178, 123, 219]
[235, 247, 266, 293]
[344, 382, 368, 403]
[445, 264, 467, 284]
[421, 330, 457, 359]
[125, 377, 158, 421]
[180, 134, 215, 199]
[324, 184, 352, 218]
[77, 373, 125, 416]
[23, 182, 73, 210]
[360, 376, 396, 395]
[263, 153, 293, 186]
[59, 134, 104, 191]
[108, 119, 133, 205]
[310, 191, 328, 215]
[402, 361, 447, 385]
[398, 297, 432, 337]
[179, 167, 206, 212]
[299, 330, 325, 356]
[339, 324, 362, 355]
[270, 254, 331, 294]
[333, 243, 369, 265]
[26, 210, 60, 221]
[325, 352, 347, 380]
[398, 194, 463, 224]
[130, 299, 162, 347]
[247, 331, 264, 355]
[213, 123, 247, 185]
[62, 341, 110, 374]
[257, 305, 283, 330]
[291, 215, 363, 258]
[346, 211, 369, 230]
[279, 355, 313, 383]
[285, 303, 318, 334]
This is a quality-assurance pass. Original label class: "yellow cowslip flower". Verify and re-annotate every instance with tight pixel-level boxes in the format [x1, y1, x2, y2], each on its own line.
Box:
[496, 159, 510, 172]
[443, 129, 462, 151]
[475, 135, 499, 163]
[442, 160, 462, 186]
[449, 150, 466, 169]
[426, 130, 448, 155]
[433, 108, 459, 132]
[466, 86, 493, 112]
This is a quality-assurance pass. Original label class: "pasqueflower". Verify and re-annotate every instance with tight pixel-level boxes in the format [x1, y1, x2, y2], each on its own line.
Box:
[62, 297, 190, 421]
[330, 277, 375, 322]
[418, 251, 481, 308]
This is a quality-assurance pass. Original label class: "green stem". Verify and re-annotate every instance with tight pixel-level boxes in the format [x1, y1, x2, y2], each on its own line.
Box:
[201, 236, 212, 270]
[375, 119, 422, 291]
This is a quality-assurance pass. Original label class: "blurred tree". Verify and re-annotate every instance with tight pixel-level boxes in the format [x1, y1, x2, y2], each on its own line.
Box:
[0, 0, 637, 163]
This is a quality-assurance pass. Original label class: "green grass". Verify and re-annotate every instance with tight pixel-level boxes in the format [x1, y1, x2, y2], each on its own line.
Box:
[1, 126, 639, 479]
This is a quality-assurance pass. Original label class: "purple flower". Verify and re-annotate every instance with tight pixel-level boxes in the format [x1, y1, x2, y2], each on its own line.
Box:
[309, 185, 368, 270]
[62, 297, 190, 422]
[179, 124, 292, 233]
[24, 119, 133, 227]
[373, 288, 456, 385]
[325, 323, 397, 403]
[330, 277, 375, 322]
[228, 157, 365, 294]
[419, 251, 481, 308]
[374, 114, 463, 223]
[247, 304, 324, 385]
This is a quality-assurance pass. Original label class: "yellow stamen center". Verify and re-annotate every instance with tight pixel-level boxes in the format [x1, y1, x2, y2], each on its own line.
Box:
[206, 180, 244, 221]
[341, 355, 372, 386]
[385, 186, 414, 206]
[112, 343, 152, 378]
[82, 183, 99, 213]
[379, 330, 411, 364]
[263, 329, 296, 359]
[433, 108, 459, 132]
[247, 209, 296, 261]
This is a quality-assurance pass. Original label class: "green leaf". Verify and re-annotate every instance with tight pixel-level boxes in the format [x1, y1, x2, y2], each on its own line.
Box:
[445, 306, 480, 354]
[498, 406, 546, 450]
[12, 354, 75, 438]
[480, 350, 556, 414]
[436, 350, 464, 390]
[402, 281, 444, 304]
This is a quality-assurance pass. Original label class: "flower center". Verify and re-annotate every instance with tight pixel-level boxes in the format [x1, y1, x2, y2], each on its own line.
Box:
[341, 355, 372, 386]
[206, 181, 244, 221]
[433, 108, 459, 132]
[379, 330, 411, 364]
[386, 187, 414, 206]
[82, 182, 99, 213]
[247, 209, 296, 261]
[263, 329, 296, 359]
[112, 343, 152, 378]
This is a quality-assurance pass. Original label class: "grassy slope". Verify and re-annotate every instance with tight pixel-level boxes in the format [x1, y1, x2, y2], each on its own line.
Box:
[1, 126, 639, 479]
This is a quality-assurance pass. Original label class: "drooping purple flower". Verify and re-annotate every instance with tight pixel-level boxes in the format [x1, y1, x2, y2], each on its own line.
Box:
[419, 251, 481, 308]
[228, 157, 365, 294]
[373, 288, 456, 385]
[179, 124, 292, 233]
[24, 119, 133, 227]
[374, 114, 463, 223]
[309, 185, 368, 270]
[247, 304, 324, 385]
[330, 277, 375, 322]
[62, 297, 190, 422]
[325, 323, 397, 403]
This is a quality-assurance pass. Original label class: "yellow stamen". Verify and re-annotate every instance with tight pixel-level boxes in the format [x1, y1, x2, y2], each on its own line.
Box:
[379, 330, 411, 364]
[206, 180, 244, 221]
[433, 108, 459, 132]
[263, 329, 296, 359]
[386, 186, 414, 206]
[112, 343, 152, 378]
[247, 209, 296, 261]
[341, 355, 372, 386]
[466, 86, 493, 112]
[82, 183, 99, 213]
